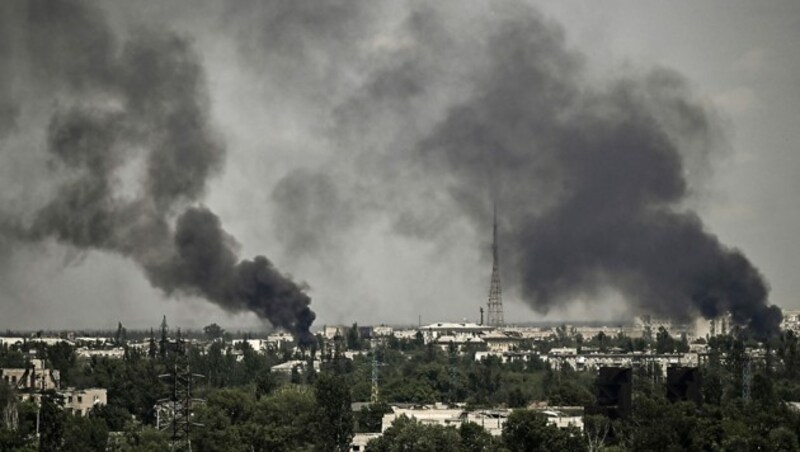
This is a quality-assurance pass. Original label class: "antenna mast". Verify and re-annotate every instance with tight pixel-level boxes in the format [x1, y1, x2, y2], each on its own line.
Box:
[487, 203, 504, 327]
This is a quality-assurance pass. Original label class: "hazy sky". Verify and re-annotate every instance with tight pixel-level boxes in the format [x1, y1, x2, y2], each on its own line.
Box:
[0, 1, 798, 332]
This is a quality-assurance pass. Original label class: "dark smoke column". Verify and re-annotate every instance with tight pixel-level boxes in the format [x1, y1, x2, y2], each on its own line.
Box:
[2, 0, 316, 343]
[149, 208, 316, 345]
[418, 9, 782, 338]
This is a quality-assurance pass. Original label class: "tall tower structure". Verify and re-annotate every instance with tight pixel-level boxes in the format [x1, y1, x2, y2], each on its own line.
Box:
[158, 330, 203, 452]
[487, 204, 504, 327]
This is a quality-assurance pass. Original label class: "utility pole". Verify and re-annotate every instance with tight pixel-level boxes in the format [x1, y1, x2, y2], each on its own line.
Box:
[448, 347, 458, 404]
[370, 339, 387, 404]
[742, 357, 752, 403]
[371, 353, 380, 404]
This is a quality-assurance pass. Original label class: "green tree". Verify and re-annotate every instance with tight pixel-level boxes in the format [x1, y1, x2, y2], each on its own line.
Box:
[0, 382, 30, 450]
[459, 421, 499, 452]
[62, 414, 109, 452]
[769, 426, 799, 452]
[192, 388, 254, 452]
[506, 386, 528, 408]
[0, 344, 26, 368]
[314, 372, 354, 452]
[114, 421, 169, 452]
[250, 386, 317, 452]
[203, 323, 225, 341]
[0, 380, 13, 418]
[655, 327, 675, 354]
[90, 403, 132, 431]
[355, 402, 392, 433]
[46, 342, 77, 386]
[347, 323, 362, 351]
[366, 416, 462, 452]
[595, 331, 609, 353]
[546, 379, 593, 406]
[159, 316, 168, 360]
[255, 369, 279, 400]
[115, 322, 128, 346]
[39, 391, 65, 452]
[502, 410, 582, 452]
[147, 329, 156, 359]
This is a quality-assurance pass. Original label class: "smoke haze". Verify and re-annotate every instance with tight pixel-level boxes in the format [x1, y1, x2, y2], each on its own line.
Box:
[0, 0, 794, 337]
[0, 0, 314, 341]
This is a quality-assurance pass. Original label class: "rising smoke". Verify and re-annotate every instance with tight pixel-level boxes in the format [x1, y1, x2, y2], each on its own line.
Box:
[244, 2, 782, 336]
[0, 0, 783, 338]
[418, 15, 783, 336]
[0, 0, 314, 342]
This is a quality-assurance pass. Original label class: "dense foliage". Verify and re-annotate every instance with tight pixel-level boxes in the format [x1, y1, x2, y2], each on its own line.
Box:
[0, 325, 799, 450]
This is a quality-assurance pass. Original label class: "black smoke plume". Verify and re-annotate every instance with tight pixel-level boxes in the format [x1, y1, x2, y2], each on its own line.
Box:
[417, 9, 782, 336]
[0, 0, 314, 342]
[245, 2, 780, 336]
[0, 1, 783, 338]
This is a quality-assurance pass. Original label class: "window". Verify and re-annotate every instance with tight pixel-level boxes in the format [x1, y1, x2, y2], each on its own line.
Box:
[77, 396, 83, 403]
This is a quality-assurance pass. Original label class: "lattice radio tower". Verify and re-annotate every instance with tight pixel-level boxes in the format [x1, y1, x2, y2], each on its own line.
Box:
[158, 330, 204, 452]
[487, 204, 504, 326]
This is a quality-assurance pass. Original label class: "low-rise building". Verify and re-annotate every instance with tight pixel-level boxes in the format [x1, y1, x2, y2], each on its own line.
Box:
[62, 388, 107, 416]
[1, 358, 60, 390]
[503, 327, 554, 342]
[392, 329, 419, 340]
[474, 350, 542, 364]
[372, 325, 394, 337]
[482, 331, 524, 353]
[380, 404, 582, 437]
[433, 334, 485, 352]
[73, 337, 113, 346]
[270, 359, 320, 375]
[420, 322, 495, 344]
[781, 310, 800, 333]
[545, 351, 699, 375]
[539, 408, 583, 430]
[77, 347, 125, 359]
[382, 405, 467, 432]
[266, 332, 296, 349]
[18, 387, 106, 417]
[232, 339, 269, 353]
[324, 325, 346, 340]
[350, 433, 381, 452]
[694, 314, 734, 339]
[0, 337, 24, 347]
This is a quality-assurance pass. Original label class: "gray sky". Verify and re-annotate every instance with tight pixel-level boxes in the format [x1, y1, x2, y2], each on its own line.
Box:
[0, 0, 798, 332]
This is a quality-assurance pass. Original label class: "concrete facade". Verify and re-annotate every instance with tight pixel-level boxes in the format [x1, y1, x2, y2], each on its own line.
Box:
[1, 359, 60, 391]
[62, 388, 107, 416]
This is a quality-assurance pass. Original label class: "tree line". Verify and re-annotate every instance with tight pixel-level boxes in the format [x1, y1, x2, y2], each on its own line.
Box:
[1, 323, 800, 450]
